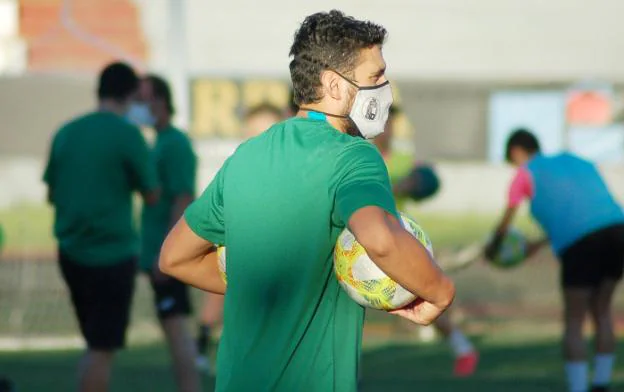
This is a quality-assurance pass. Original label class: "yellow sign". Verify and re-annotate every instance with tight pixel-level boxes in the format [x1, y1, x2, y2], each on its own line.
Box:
[191, 78, 413, 140]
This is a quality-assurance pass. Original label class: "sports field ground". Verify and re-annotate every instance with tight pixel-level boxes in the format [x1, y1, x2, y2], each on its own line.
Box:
[1, 204, 624, 391]
[1, 333, 623, 391]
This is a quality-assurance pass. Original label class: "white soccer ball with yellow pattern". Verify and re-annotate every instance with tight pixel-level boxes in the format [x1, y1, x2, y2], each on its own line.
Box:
[216, 246, 227, 284]
[334, 212, 434, 310]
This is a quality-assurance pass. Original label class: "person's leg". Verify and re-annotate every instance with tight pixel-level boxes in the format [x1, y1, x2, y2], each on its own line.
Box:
[78, 258, 136, 392]
[433, 310, 478, 377]
[197, 293, 225, 362]
[589, 279, 618, 392]
[562, 287, 592, 392]
[78, 350, 114, 392]
[162, 316, 202, 392]
[152, 276, 201, 392]
[59, 252, 114, 392]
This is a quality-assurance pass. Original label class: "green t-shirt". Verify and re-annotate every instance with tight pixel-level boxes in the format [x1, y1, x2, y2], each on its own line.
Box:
[383, 150, 415, 211]
[43, 111, 158, 266]
[140, 126, 197, 271]
[185, 117, 397, 392]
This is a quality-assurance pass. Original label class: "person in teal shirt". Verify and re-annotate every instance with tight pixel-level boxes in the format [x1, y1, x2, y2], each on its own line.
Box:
[43, 62, 159, 392]
[136, 74, 201, 392]
[159, 10, 455, 392]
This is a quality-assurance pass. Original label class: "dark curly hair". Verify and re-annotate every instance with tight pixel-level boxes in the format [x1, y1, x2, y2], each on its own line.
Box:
[289, 10, 387, 106]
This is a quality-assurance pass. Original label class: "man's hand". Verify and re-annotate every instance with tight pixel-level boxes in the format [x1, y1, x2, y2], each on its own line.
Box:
[388, 297, 450, 326]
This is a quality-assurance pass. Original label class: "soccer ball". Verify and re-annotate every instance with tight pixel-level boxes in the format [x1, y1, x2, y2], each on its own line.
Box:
[334, 212, 434, 310]
[487, 228, 527, 269]
[216, 246, 227, 283]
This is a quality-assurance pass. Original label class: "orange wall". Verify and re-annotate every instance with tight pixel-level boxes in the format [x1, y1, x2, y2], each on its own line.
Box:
[19, 0, 146, 73]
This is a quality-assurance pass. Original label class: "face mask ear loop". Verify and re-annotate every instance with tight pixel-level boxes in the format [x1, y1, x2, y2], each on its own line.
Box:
[329, 68, 360, 89]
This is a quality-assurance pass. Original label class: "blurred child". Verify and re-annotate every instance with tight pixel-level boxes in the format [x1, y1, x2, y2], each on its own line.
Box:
[374, 106, 478, 377]
[486, 129, 624, 392]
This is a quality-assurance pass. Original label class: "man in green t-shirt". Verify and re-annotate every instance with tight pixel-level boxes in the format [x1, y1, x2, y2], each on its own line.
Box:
[43, 62, 159, 392]
[374, 106, 479, 378]
[159, 10, 455, 392]
[136, 75, 201, 392]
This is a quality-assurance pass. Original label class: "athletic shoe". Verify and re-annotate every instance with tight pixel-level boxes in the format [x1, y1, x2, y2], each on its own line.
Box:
[454, 351, 479, 377]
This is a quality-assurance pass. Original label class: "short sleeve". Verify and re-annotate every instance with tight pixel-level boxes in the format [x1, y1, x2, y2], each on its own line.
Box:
[184, 159, 228, 245]
[163, 136, 197, 196]
[334, 141, 398, 226]
[122, 126, 159, 192]
[508, 166, 534, 208]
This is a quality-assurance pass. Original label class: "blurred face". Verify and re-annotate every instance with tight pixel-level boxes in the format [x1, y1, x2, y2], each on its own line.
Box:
[508, 146, 531, 167]
[244, 111, 283, 138]
[140, 79, 169, 126]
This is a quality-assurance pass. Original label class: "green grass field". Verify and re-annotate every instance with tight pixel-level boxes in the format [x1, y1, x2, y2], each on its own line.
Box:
[1, 333, 623, 392]
[2, 202, 623, 391]
[0, 202, 541, 254]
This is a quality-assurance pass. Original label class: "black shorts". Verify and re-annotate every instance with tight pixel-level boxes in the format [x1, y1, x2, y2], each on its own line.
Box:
[148, 272, 192, 319]
[560, 224, 624, 288]
[59, 251, 136, 350]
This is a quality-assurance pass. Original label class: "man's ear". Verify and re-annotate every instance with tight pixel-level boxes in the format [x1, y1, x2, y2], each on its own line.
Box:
[320, 70, 343, 101]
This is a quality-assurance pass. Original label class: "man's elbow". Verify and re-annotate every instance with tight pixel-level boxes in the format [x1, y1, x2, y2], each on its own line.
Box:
[158, 245, 177, 276]
[359, 226, 396, 260]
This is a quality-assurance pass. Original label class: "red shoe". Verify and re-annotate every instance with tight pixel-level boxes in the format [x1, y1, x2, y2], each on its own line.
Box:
[454, 351, 479, 377]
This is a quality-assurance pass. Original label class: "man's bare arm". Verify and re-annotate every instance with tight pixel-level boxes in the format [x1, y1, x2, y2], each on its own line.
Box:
[159, 217, 226, 294]
[348, 206, 455, 316]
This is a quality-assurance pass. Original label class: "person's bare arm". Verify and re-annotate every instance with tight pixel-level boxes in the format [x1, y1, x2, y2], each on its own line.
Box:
[349, 206, 455, 325]
[159, 217, 226, 294]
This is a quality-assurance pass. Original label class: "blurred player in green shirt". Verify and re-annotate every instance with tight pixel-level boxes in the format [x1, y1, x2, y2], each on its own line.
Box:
[159, 10, 455, 392]
[43, 62, 159, 392]
[373, 106, 478, 377]
[136, 75, 201, 392]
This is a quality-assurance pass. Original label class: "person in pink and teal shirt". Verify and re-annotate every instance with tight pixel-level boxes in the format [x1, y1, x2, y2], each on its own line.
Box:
[486, 129, 624, 392]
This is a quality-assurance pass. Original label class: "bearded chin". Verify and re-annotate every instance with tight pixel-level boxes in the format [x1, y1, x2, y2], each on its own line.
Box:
[343, 117, 362, 138]
[341, 91, 362, 137]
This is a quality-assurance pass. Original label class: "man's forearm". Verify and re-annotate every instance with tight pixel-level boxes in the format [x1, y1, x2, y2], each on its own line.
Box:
[159, 218, 226, 294]
[372, 228, 454, 309]
[160, 249, 226, 294]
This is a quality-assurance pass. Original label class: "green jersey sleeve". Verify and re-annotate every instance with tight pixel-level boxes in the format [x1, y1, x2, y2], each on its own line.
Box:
[334, 141, 398, 226]
[184, 159, 228, 245]
[123, 126, 159, 193]
[163, 135, 197, 196]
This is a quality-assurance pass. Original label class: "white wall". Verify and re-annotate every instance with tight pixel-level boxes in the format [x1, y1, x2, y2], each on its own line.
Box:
[4, 140, 624, 213]
[0, 0, 25, 75]
[140, 0, 624, 82]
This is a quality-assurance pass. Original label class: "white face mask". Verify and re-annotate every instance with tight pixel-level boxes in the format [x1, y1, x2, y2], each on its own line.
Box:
[345, 79, 393, 139]
[300, 72, 394, 139]
[126, 102, 155, 127]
